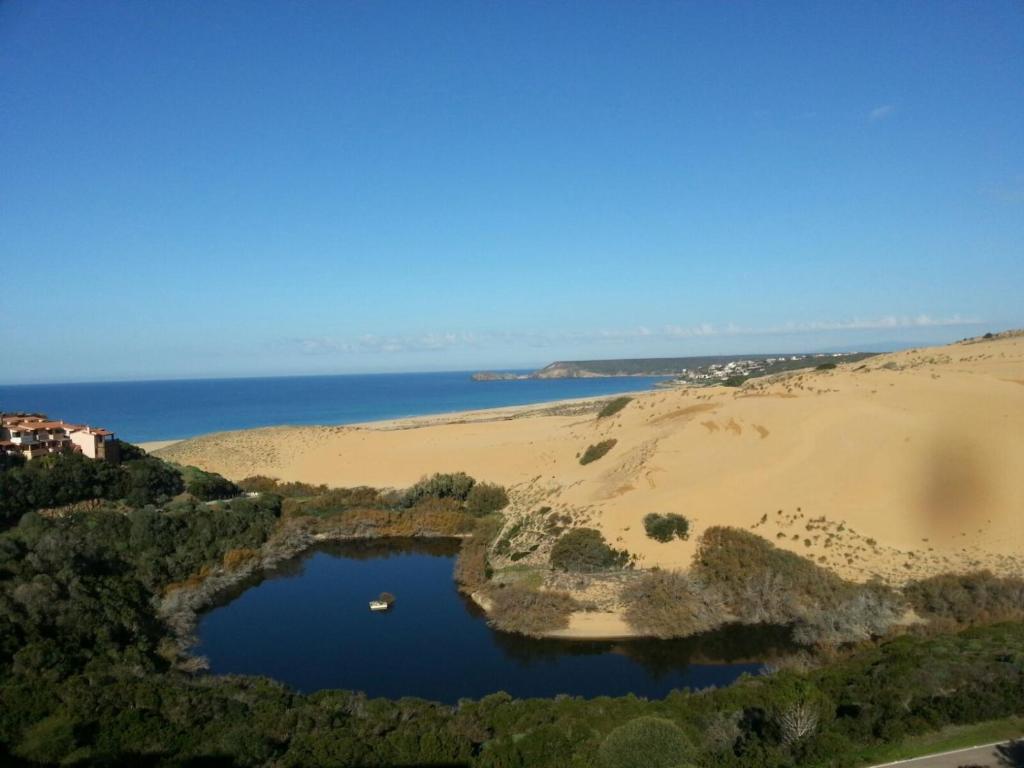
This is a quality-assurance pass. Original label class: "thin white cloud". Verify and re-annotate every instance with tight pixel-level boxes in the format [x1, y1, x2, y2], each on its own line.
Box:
[289, 314, 981, 355]
[868, 104, 896, 122]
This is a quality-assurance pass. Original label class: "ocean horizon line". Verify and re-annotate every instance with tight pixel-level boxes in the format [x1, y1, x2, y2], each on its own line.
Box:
[0, 370, 671, 443]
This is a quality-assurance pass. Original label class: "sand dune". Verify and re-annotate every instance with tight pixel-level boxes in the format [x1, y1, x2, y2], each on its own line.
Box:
[156, 333, 1024, 589]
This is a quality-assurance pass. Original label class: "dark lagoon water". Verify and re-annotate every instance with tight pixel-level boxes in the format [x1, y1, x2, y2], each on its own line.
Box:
[195, 539, 795, 703]
[0, 372, 669, 443]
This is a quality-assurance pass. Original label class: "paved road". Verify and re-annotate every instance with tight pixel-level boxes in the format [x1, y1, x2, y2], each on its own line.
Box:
[870, 738, 1024, 768]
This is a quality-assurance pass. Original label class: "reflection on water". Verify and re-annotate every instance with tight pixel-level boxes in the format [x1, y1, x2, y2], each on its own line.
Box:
[196, 538, 796, 703]
[487, 623, 797, 678]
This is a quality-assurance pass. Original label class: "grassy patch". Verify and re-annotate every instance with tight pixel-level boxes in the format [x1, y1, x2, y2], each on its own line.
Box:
[580, 439, 618, 465]
[849, 716, 1024, 767]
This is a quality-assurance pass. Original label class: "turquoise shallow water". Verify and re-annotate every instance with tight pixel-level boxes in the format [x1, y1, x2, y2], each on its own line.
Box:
[0, 371, 668, 443]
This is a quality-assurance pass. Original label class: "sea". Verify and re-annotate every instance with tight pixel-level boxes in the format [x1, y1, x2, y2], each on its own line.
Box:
[0, 372, 669, 443]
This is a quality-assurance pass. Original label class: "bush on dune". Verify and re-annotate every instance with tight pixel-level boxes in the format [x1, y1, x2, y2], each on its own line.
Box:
[486, 584, 578, 636]
[622, 570, 727, 638]
[643, 513, 690, 542]
[402, 472, 476, 507]
[549, 528, 629, 571]
[905, 571, 1024, 624]
[580, 439, 618, 465]
[693, 526, 851, 622]
[597, 396, 632, 419]
[465, 482, 509, 516]
[692, 526, 905, 644]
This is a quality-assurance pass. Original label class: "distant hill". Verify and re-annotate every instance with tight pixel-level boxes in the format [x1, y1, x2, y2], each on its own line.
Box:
[473, 352, 877, 382]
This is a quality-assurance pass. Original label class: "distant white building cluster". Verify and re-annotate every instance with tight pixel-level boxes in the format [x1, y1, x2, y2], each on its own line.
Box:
[0, 412, 119, 462]
[674, 353, 855, 386]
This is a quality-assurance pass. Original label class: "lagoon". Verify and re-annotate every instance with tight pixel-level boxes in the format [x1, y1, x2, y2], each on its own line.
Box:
[195, 539, 794, 703]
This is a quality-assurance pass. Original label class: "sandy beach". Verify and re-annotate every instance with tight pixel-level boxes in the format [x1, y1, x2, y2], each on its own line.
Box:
[156, 333, 1024, 635]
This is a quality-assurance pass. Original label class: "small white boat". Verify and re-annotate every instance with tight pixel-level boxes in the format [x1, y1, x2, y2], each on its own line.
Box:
[369, 592, 395, 612]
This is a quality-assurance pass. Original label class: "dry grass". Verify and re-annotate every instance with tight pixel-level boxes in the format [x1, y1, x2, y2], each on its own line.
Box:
[486, 584, 578, 636]
[622, 570, 727, 638]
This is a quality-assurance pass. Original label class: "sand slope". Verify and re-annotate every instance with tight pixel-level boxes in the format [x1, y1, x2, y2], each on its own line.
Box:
[157, 334, 1024, 586]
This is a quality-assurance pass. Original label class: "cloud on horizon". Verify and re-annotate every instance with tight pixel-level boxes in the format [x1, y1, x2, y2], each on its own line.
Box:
[289, 314, 983, 356]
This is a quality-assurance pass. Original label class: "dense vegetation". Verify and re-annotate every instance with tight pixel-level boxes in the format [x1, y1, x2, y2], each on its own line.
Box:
[549, 527, 630, 571]
[1, 449, 1023, 766]
[692, 527, 906, 646]
[180, 464, 242, 501]
[580, 439, 618, 465]
[623, 570, 725, 639]
[597, 396, 632, 419]
[0, 447, 184, 524]
[465, 482, 510, 517]
[643, 512, 690, 542]
[598, 716, 695, 768]
[487, 584, 579, 635]
[904, 571, 1024, 625]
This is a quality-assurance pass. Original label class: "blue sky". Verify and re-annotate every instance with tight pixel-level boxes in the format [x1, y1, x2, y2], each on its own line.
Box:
[2, 1, 1022, 383]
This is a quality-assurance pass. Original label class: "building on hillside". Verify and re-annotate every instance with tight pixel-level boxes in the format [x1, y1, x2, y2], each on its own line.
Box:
[0, 413, 119, 463]
[68, 425, 118, 460]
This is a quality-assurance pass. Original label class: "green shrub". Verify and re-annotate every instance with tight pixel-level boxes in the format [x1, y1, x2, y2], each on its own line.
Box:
[642, 513, 690, 542]
[292, 486, 388, 517]
[815, 362, 837, 370]
[0, 451, 124, 523]
[692, 526, 905, 643]
[597, 716, 693, 768]
[693, 526, 850, 621]
[622, 570, 726, 638]
[114, 439, 148, 461]
[13, 713, 78, 764]
[183, 466, 240, 501]
[580, 439, 617, 465]
[402, 472, 476, 507]
[119, 456, 185, 507]
[465, 482, 509, 516]
[0, 451, 27, 472]
[549, 528, 629, 571]
[487, 584, 577, 636]
[598, 396, 632, 419]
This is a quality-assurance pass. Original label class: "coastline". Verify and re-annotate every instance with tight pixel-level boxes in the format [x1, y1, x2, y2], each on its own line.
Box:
[133, 383, 664, 451]
[147, 385, 658, 447]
